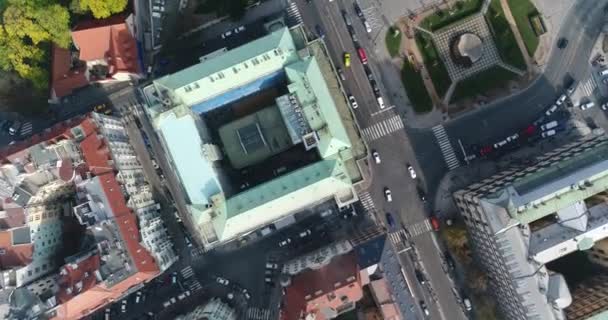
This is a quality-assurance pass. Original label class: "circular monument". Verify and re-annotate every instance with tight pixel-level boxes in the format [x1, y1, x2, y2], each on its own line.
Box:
[450, 33, 483, 68]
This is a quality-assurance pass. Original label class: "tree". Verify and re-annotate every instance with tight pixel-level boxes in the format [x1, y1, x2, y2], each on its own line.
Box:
[76, 0, 127, 19]
[0, 0, 71, 90]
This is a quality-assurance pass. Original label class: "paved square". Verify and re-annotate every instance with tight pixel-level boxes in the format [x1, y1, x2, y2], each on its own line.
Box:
[432, 13, 501, 81]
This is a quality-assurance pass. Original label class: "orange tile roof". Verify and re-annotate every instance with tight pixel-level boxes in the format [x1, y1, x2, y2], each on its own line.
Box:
[0, 229, 33, 268]
[50, 46, 88, 99]
[57, 254, 101, 303]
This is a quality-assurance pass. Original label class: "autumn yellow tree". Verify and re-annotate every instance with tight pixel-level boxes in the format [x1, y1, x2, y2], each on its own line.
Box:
[0, 0, 71, 90]
[75, 0, 127, 19]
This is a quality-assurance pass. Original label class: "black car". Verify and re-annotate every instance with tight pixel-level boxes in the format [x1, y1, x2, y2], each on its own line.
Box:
[315, 25, 325, 38]
[415, 269, 426, 284]
[417, 187, 427, 203]
[385, 212, 395, 229]
[557, 38, 568, 49]
[354, 3, 363, 17]
[444, 252, 456, 271]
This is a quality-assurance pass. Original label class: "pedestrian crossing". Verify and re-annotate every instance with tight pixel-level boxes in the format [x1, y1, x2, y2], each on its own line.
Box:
[286, 1, 303, 26]
[358, 191, 376, 213]
[187, 279, 203, 292]
[580, 77, 596, 97]
[387, 219, 432, 245]
[191, 247, 205, 259]
[361, 115, 404, 142]
[181, 266, 194, 279]
[247, 307, 271, 320]
[431, 125, 460, 170]
[20, 122, 32, 136]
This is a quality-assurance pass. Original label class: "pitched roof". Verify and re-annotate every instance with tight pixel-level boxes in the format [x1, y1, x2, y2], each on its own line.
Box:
[50, 46, 88, 99]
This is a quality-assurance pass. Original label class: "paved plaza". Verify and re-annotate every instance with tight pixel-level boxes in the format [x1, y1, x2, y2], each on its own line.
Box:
[432, 14, 501, 81]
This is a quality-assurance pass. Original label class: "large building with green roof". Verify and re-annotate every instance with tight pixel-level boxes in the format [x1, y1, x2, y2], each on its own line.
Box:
[141, 25, 365, 248]
[454, 133, 608, 320]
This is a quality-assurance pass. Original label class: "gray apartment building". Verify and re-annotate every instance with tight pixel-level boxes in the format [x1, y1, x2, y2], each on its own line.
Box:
[454, 133, 608, 320]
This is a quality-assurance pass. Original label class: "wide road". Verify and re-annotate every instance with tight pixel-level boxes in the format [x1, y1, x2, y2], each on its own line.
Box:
[297, 0, 467, 319]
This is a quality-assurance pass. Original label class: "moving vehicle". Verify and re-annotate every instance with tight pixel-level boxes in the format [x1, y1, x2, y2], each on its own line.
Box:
[417, 187, 426, 203]
[344, 52, 351, 67]
[415, 269, 426, 284]
[385, 212, 395, 228]
[377, 96, 385, 109]
[348, 95, 358, 109]
[171, 272, 177, 284]
[557, 38, 568, 49]
[407, 164, 416, 179]
[372, 150, 381, 164]
[357, 48, 368, 64]
[419, 300, 430, 316]
[384, 188, 392, 202]
[216, 277, 230, 285]
[337, 67, 346, 81]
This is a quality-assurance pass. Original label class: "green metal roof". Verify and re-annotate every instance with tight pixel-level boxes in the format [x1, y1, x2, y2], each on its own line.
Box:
[155, 27, 297, 93]
[284, 57, 352, 158]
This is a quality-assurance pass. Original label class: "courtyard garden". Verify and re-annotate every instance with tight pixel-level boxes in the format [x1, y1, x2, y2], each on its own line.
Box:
[507, 0, 543, 55]
[451, 66, 517, 102]
[401, 61, 433, 113]
[486, 0, 527, 69]
[420, 0, 484, 31]
[415, 32, 452, 97]
[385, 26, 402, 58]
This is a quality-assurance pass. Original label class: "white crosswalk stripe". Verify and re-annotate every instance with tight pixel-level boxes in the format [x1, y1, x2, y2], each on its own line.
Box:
[432, 125, 460, 170]
[188, 280, 203, 291]
[20, 122, 32, 136]
[247, 307, 271, 320]
[191, 247, 205, 259]
[181, 266, 194, 279]
[361, 115, 404, 142]
[286, 1, 303, 26]
[580, 78, 596, 97]
[407, 219, 433, 238]
[358, 191, 375, 213]
[388, 229, 409, 246]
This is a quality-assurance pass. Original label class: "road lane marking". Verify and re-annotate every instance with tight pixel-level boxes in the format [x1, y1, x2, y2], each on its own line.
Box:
[361, 115, 404, 141]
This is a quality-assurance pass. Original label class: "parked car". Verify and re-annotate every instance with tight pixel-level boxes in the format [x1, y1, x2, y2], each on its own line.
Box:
[541, 130, 556, 138]
[545, 104, 558, 116]
[266, 263, 279, 270]
[580, 101, 595, 110]
[463, 297, 473, 311]
[493, 139, 507, 149]
[417, 187, 427, 203]
[315, 25, 325, 38]
[407, 164, 417, 179]
[479, 145, 493, 156]
[415, 269, 426, 284]
[430, 216, 440, 231]
[278, 238, 292, 247]
[299, 229, 312, 238]
[444, 252, 456, 271]
[8, 121, 21, 136]
[419, 300, 430, 316]
[357, 48, 368, 64]
[506, 133, 519, 142]
[337, 67, 346, 81]
[342, 10, 352, 25]
[372, 150, 381, 164]
[344, 52, 351, 67]
[557, 38, 568, 49]
[541, 121, 558, 131]
[363, 20, 372, 33]
[354, 3, 363, 17]
[556, 94, 567, 105]
[348, 95, 358, 108]
[384, 188, 392, 202]
[216, 277, 230, 286]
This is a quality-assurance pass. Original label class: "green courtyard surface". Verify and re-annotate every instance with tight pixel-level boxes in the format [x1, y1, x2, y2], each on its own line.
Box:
[420, 0, 484, 31]
[506, 0, 541, 55]
[401, 61, 433, 113]
[385, 27, 402, 58]
[451, 66, 517, 102]
[486, 0, 526, 69]
[415, 32, 451, 97]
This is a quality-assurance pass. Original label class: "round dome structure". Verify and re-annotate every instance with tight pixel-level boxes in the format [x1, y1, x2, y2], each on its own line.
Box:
[450, 33, 483, 67]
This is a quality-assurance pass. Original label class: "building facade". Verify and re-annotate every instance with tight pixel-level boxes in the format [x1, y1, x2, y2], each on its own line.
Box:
[454, 133, 608, 320]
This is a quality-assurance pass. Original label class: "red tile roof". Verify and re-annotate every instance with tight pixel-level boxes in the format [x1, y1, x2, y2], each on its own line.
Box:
[57, 254, 101, 303]
[50, 15, 140, 98]
[282, 253, 363, 320]
[0, 229, 33, 268]
[0, 202, 26, 229]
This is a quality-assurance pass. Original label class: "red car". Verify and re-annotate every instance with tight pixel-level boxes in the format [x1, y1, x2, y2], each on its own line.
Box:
[479, 145, 493, 156]
[357, 48, 368, 64]
[430, 216, 440, 231]
[522, 124, 536, 137]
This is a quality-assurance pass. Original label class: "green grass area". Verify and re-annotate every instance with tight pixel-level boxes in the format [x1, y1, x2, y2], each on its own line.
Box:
[385, 27, 402, 58]
[451, 66, 517, 102]
[420, 0, 484, 31]
[506, 0, 541, 55]
[401, 61, 433, 113]
[485, 0, 526, 69]
[415, 32, 451, 97]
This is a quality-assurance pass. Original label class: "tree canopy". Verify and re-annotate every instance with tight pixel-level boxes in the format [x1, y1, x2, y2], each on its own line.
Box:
[0, 0, 71, 90]
[76, 0, 128, 19]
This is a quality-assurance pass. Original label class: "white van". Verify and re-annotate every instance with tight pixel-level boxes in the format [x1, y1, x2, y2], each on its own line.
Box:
[377, 97, 385, 109]
[540, 121, 558, 131]
[152, 11, 161, 18]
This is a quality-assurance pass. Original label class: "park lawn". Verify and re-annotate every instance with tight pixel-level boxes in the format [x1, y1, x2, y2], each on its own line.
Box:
[451, 66, 517, 102]
[420, 0, 484, 31]
[415, 32, 451, 97]
[401, 61, 433, 113]
[385, 27, 402, 58]
[486, 0, 526, 69]
[506, 0, 540, 56]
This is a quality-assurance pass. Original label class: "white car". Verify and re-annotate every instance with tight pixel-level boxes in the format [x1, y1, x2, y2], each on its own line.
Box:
[384, 188, 392, 202]
[580, 101, 595, 110]
[364, 20, 372, 33]
[372, 151, 381, 164]
[542, 130, 556, 138]
[493, 140, 507, 149]
[506, 133, 519, 142]
[407, 165, 417, 179]
[299, 229, 312, 238]
[556, 94, 567, 105]
[216, 277, 230, 286]
[266, 263, 279, 269]
[278, 238, 291, 247]
[545, 104, 558, 116]
[348, 95, 358, 109]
